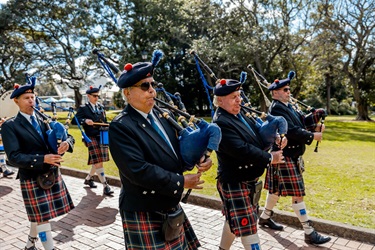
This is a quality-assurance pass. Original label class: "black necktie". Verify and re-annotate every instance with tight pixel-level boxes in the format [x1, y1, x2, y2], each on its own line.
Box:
[31, 116, 43, 139]
[237, 113, 256, 137]
[147, 113, 172, 149]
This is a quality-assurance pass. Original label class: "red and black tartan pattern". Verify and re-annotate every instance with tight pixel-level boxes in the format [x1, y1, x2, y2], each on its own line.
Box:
[20, 172, 74, 222]
[216, 181, 258, 237]
[87, 136, 109, 165]
[304, 108, 325, 132]
[264, 156, 305, 197]
[121, 209, 200, 250]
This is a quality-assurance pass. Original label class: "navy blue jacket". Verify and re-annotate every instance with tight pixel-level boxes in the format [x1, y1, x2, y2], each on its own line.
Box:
[213, 107, 272, 183]
[109, 105, 186, 212]
[2, 112, 74, 180]
[269, 100, 314, 158]
[72, 103, 107, 137]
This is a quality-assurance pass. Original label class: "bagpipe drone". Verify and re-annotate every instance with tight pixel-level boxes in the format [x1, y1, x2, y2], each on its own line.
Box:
[190, 51, 288, 150]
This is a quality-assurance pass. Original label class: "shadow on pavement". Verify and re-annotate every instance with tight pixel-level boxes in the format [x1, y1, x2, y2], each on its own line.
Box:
[51, 187, 118, 244]
[0, 185, 13, 198]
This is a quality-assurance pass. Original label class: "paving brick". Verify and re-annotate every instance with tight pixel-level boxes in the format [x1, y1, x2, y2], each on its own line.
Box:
[0, 170, 373, 249]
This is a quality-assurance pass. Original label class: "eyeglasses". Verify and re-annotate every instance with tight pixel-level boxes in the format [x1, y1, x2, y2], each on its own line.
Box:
[282, 88, 291, 92]
[91, 94, 100, 98]
[134, 81, 156, 91]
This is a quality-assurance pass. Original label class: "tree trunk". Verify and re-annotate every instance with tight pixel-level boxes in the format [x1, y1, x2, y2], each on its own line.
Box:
[356, 98, 371, 121]
[73, 87, 82, 110]
[351, 79, 372, 121]
[325, 73, 331, 115]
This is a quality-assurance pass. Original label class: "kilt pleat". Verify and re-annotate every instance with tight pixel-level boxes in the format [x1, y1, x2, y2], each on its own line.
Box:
[217, 181, 258, 237]
[87, 136, 109, 165]
[121, 209, 200, 250]
[20, 172, 74, 222]
[264, 156, 305, 197]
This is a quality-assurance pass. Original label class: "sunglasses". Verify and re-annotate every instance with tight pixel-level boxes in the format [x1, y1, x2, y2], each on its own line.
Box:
[134, 81, 156, 91]
[91, 94, 100, 98]
[282, 87, 291, 92]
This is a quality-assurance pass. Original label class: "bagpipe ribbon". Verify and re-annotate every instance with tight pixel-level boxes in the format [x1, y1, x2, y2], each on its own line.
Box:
[193, 55, 215, 117]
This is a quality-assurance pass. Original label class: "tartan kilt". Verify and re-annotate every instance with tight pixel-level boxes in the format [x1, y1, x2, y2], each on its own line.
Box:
[264, 156, 305, 197]
[216, 180, 259, 237]
[121, 209, 200, 250]
[87, 136, 109, 165]
[20, 170, 74, 222]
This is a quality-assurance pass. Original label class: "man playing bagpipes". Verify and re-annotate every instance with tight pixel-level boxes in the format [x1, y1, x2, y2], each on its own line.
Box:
[212, 79, 285, 250]
[108, 50, 213, 249]
[2, 80, 75, 250]
[259, 72, 331, 245]
[72, 85, 114, 196]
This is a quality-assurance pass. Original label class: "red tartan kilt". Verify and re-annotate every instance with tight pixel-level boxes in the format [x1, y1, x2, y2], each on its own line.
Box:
[20, 170, 74, 222]
[304, 108, 326, 132]
[87, 136, 109, 165]
[216, 180, 259, 237]
[264, 156, 305, 197]
[121, 209, 200, 250]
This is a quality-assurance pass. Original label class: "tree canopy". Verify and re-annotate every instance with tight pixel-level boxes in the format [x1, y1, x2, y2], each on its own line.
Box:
[0, 0, 374, 120]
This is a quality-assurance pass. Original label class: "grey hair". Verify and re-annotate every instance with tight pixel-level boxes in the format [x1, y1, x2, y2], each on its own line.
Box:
[213, 95, 219, 108]
[121, 88, 131, 105]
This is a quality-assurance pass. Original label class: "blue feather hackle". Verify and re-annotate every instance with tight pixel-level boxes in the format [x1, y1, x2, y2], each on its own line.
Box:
[288, 71, 295, 80]
[30, 76, 37, 87]
[240, 71, 247, 84]
[151, 50, 163, 67]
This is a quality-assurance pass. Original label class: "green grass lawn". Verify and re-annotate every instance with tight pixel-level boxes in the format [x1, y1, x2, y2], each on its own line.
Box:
[56, 112, 375, 229]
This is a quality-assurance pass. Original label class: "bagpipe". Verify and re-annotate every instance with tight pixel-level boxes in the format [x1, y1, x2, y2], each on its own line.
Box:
[247, 65, 327, 152]
[93, 49, 222, 170]
[24, 74, 69, 154]
[191, 50, 287, 150]
[94, 49, 222, 203]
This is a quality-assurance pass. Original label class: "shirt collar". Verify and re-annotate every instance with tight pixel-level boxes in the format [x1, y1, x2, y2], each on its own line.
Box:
[130, 104, 149, 120]
[20, 111, 36, 123]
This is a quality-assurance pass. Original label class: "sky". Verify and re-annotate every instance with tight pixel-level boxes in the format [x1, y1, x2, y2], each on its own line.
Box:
[0, 0, 8, 3]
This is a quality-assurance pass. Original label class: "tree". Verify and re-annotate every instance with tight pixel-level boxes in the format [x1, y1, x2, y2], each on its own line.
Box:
[191, 0, 317, 112]
[318, 0, 375, 120]
[2, 0, 98, 109]
[0, 2, 34, 89]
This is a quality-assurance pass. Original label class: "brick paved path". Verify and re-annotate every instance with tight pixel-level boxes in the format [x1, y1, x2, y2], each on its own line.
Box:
[0, 173, 374, 250]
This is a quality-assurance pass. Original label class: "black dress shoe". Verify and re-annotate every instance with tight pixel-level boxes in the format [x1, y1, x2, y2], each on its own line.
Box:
[305, 230, 331, 245]
[103, 184, 114, 196]
[2, 168, 15, 177]
[259, 217, 284, 230]
[84, 178, 97, 188]
[25, 246, 38, 250]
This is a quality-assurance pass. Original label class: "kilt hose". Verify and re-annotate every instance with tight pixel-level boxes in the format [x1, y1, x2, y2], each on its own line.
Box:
[264, 156, 305, 197]
[217, 180, 259, 237]
[20, 170, 74, 223]
[121, 209, 200, 250]
[87, 136, 109, 165]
